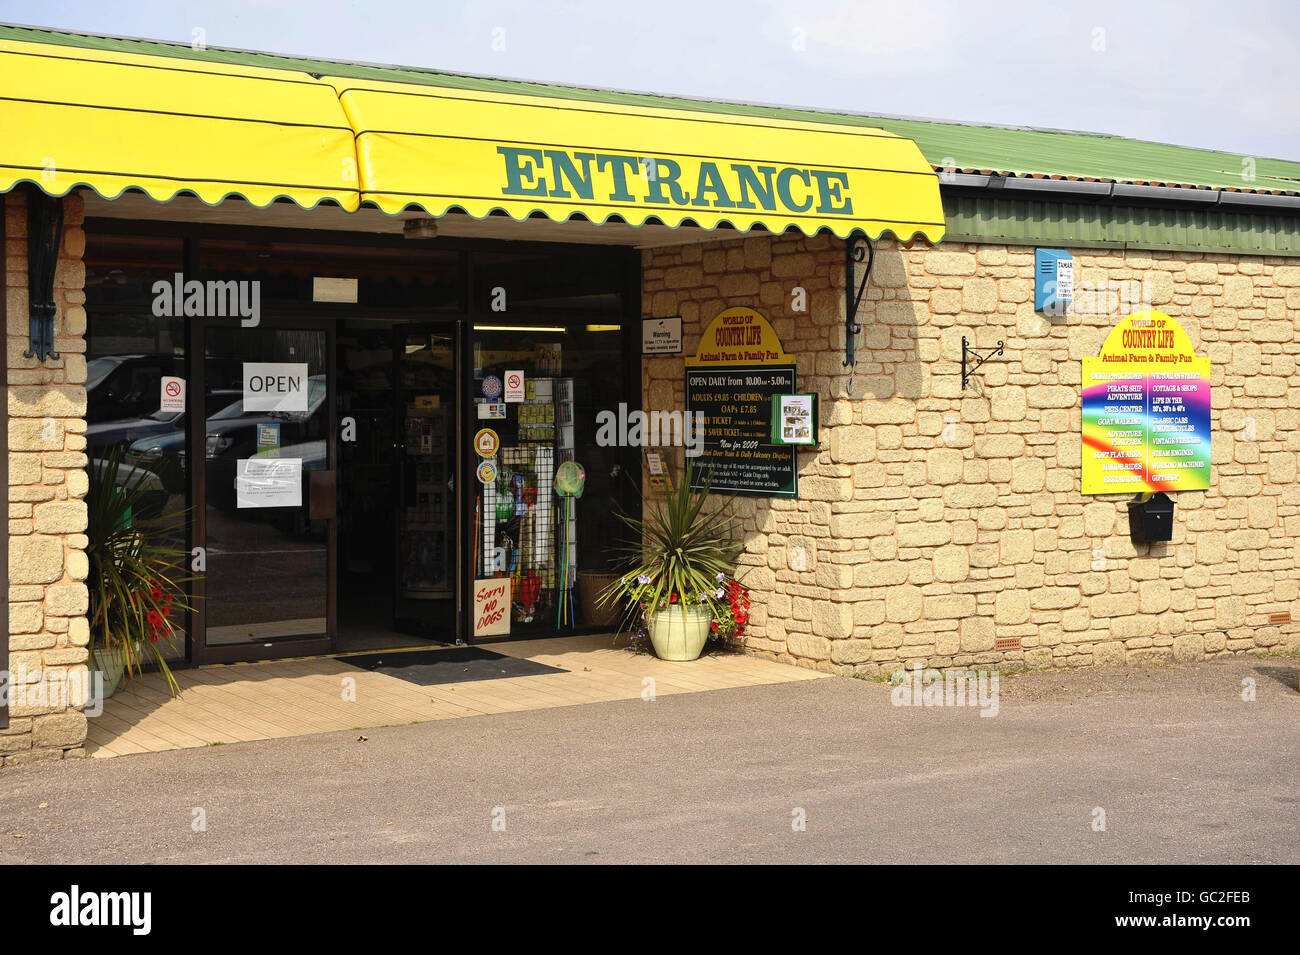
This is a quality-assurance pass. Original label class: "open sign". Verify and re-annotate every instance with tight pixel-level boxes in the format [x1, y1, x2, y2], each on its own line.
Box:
[243, 362, 309, 412]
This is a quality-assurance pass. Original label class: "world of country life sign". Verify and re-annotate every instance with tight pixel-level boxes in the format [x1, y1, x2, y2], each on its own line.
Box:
[685, 307, 798, 497]
[1081, 310, 1211, 494]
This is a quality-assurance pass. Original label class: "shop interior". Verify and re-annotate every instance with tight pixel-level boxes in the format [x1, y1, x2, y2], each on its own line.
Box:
[83, 226, 639, 664]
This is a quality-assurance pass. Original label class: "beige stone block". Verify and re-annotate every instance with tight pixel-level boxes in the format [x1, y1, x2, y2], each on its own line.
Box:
[45, 583, 88, 616]
[926, 447, 965, 485]
[9, 386, 85, 419]
[831, 511, 895, 538]
[1030, 587, 1080, 610]
[999, 278, 1032, 304]
[1272, 266, 1300, 286]
[831, 425, 876, 463]
[1010, 458, 1046, 493]
[9, 419, 63, 452]
[32, 500, 87, 535]
[31, 710, 87, 748]
[1094, 641, 1126, 666]
[68, 616, 90, 646]
[10, 535, 63, 584]
[1139, 580, 1172, 614]
[994, 590, 1031, 625]
[811, 601, 853, 639]
[1001, 529, 1036, 565]
[1148, 272, 1174, 304]
[1026, 385, 1077, 409]
[1082, 502, 1116, 537]
[1221, 275, 1254, 307]
[924, 251, 976, 276]
[1214, 597, 1246, 629]
[962, 279, 998, 313]
[1246, 497, 1277, 529]
[974, 434, 1025, 458]
[990, 388, 1027, 421]
[930, 289, 962, 314]
[1172, 633, 1205, 663]
[1062, 608, 1090, 632]
[1185, 262, 1218, 283]
[9, 601, 42, 633]
[1111, 615, 1157, 640]
[1267, 452, 1296, 484]
[786, 632, 831, 660]
[830, 639, 874, 664]
[896, 521, 951, 548]
[925, 594, 976, 619]
[1232, 342, 1263, 376]
[859, 400, 916, 425]
[959, 616, 995, 652]
[885, 585, 923, 623]
[1195, 532, 1227, 565]
[9, 453, 42, 486]
[932, 545, 970, 583]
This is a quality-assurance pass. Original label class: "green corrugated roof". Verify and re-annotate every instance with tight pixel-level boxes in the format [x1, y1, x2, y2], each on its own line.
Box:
[944, 195, 1300, 257]
[4, 22, 1299, 196]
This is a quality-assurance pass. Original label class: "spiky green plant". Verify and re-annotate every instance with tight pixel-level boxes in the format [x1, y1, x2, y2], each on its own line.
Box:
[598, 460, 744, 630]
[86, 444, 192, 697]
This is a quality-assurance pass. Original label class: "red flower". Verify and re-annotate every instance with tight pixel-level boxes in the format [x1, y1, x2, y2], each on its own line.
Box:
[669, 592, 678, 604]
[710, 621, 718, 632]
[734, 612, 748, 626]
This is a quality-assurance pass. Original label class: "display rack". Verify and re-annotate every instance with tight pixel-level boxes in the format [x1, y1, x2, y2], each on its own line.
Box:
[400, 401, 453, 599]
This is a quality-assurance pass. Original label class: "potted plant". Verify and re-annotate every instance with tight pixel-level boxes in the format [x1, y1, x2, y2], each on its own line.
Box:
[600, 462, 744, 661]
[86, 445, 191, 700]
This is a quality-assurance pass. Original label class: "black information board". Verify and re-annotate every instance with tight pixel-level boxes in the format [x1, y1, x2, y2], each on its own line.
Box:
[685, 364, 797, 497]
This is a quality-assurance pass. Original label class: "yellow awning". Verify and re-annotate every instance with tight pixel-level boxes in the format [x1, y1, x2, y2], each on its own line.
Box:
[0, 38, 361, 210]
[327, 77, 946, 241]
[0, 33, 944, 241]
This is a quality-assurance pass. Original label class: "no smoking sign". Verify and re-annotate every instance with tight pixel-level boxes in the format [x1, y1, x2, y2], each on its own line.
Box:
[160, 376, 186, 413]
[504, 369, 524, 402]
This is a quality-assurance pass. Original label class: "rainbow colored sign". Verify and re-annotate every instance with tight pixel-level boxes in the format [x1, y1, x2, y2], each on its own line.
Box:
[1082, 311, 1211, 495]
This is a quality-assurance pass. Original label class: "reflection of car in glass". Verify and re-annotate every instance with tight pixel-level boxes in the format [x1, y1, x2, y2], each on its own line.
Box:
[89, 390, 241, 454]
[86, 355, 182, 424]
[202, 376, 328, 510]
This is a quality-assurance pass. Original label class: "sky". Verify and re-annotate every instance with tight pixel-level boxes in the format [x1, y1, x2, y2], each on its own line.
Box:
[3, 0, 1299, 161]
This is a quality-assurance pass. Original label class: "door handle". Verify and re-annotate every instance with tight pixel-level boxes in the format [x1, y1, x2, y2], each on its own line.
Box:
[309, 470, 336, 520]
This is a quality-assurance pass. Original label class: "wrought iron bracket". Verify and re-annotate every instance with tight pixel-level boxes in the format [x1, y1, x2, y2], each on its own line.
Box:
[961, 336, 1004, 390]
[843, 231, 873, 369]
[25, 189, 63, 363]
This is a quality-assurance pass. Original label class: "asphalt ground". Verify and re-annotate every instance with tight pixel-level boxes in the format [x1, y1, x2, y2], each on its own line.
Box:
[2, 654, 1296, 865]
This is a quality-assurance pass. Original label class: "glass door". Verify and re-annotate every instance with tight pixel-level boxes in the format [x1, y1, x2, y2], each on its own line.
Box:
[194, 320, 335, 661]
[393, 325, 460, 638]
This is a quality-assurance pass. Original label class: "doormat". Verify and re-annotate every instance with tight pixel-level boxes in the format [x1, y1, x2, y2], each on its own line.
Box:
[336, 646, 566, 685]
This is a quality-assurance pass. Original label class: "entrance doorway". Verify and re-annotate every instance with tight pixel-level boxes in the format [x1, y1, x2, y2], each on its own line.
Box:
[191, 318, 462, 662]
[335, 321, 461, 652]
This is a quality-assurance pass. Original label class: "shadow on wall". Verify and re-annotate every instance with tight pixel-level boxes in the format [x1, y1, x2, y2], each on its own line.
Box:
[851, 243, 926, 401]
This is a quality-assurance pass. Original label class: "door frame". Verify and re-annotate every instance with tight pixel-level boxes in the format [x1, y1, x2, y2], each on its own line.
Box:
[189, 314, 338, 665]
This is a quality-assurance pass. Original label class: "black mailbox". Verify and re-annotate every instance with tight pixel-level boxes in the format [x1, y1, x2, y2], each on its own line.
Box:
[1128, 492, 1174, 543]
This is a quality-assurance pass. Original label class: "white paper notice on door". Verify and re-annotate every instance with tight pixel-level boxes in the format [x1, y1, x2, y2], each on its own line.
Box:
[236, 457, 302, 508]
[244, 362, 309, 412]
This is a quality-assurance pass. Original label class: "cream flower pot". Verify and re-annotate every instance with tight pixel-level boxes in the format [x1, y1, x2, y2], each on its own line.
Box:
[647, 605, 712, 661]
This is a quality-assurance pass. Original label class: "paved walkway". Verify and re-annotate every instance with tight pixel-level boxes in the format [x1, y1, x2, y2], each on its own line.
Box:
[85, 635, 823, 758]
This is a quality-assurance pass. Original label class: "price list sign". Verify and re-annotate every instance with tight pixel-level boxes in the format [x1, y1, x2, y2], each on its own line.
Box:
[686, 365, 797, 497]
[1082, 311, 1212, 494]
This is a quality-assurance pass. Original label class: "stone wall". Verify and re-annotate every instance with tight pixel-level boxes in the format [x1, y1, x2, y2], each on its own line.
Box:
[642, 233, 1300, 675]
[3, 190, 90, 765]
